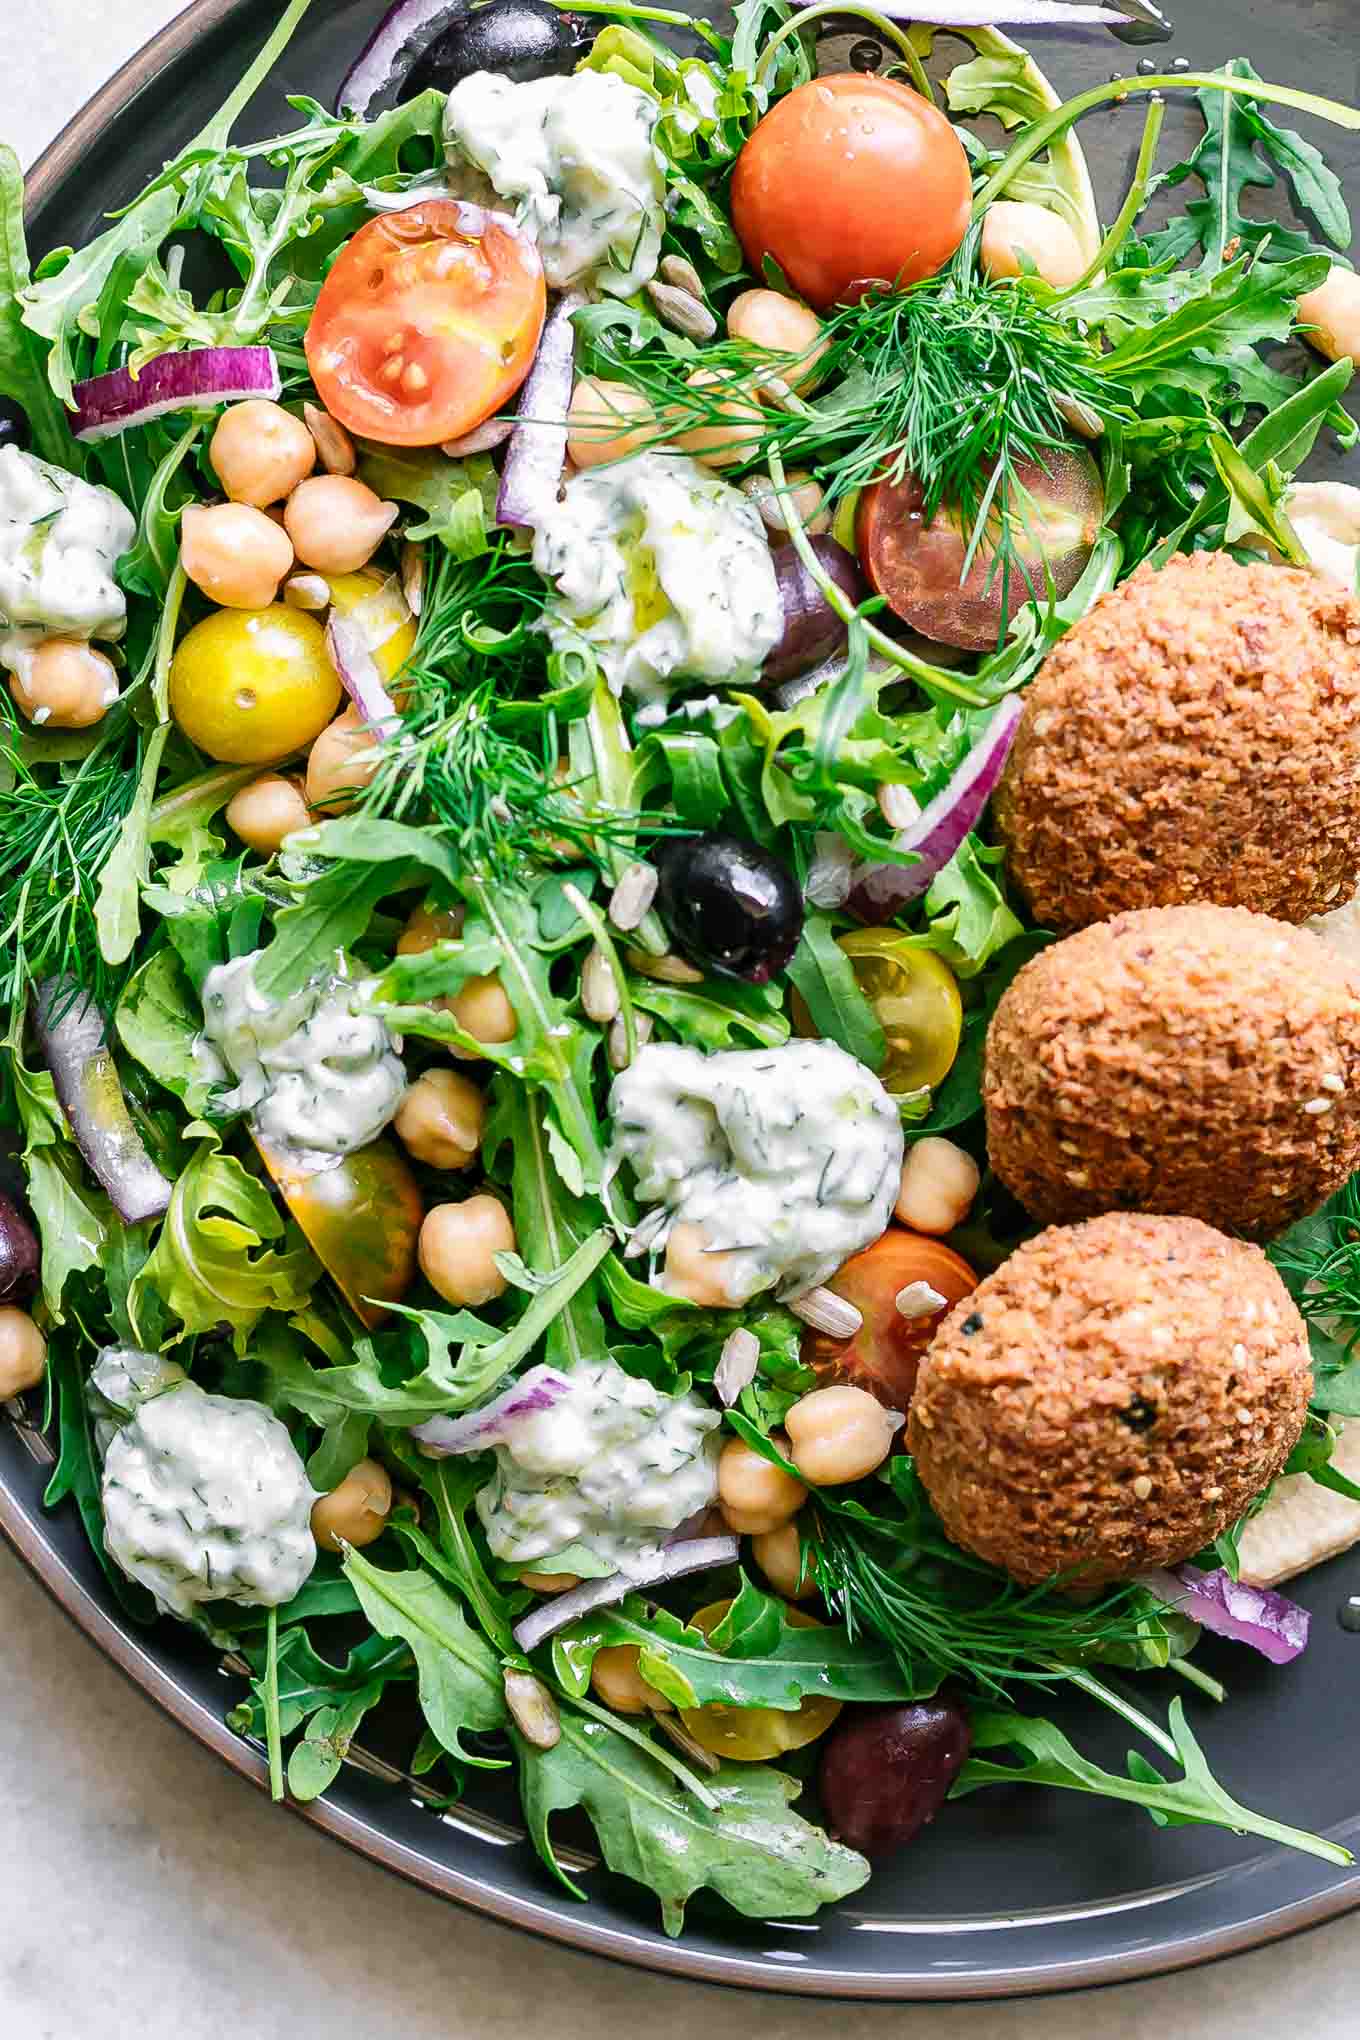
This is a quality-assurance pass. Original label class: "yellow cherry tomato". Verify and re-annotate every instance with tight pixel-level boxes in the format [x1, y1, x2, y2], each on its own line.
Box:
[794, 930, 962, 1094]
[170, 606, 341, 764]
[326, 569, 417, 691]
[678, 1600, 842, 1762]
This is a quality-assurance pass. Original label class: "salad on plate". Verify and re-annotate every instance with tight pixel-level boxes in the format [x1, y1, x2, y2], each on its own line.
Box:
[4, 0, 1360, 1937]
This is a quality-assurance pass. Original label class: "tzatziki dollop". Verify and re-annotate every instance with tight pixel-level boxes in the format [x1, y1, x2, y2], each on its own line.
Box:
[609, 1039, 904, 1303]
[533, 451, 782, 701]
[198, 951, 406, 1163]
[0, 445, 134, 678]
[475, 1359, 721, 1577]
[443, 69, 663, 297]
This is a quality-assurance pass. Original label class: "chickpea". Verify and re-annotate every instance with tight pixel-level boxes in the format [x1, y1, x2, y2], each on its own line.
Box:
[8, 639, 119, 729]
[677, 370, 766, 470]
[895, 1136, 981, 1236]
[567, 378, 658, 467]
[980, 201, 1087, 291]
[520, 1570, 582, 1593]
[1296, 265, 1360, 368]
[726, 289, 828, 394]
[284, 475, 399, 575]
[663, 1219, 744, 1308]
[210, 399, 316, 508]
[397, 900, 465, 955]
[716, 1433, 807, 1536]
[418, 1194, 516, 1306]
[310, 1457, 393, 1553]
[306, 704, 381, 814]
[394, 1068, 486, 1170]
[225, 773, 310, 854]
[446, 973, 517, 1061]
[181, 501, 294, 609]
[0, 1307, 46, 1399]
[590, 1643, 673, 1716]
[785, 1384, 900, 1486]
[752, 1519, 818, 1602]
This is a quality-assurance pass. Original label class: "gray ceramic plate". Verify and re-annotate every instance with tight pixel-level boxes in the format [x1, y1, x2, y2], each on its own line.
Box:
[6, 0, 1360, 1999]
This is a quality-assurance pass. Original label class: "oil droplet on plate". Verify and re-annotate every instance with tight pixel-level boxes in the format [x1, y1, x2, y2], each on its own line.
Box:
[1340, 1595, 1360, 1632]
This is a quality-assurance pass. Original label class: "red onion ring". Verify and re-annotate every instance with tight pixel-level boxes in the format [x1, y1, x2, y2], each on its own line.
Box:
[1139, 1566, 1311, 1666]
[496, 290, 585, 532]
[512, 1536, 739, 1653]
[72, 347, 280, 443]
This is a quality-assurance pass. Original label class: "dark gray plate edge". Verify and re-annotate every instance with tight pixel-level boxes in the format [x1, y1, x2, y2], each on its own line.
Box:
[9, 0, 1360, 1997]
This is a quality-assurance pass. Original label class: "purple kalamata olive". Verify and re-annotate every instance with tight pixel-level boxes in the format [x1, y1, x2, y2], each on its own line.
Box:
[764, 536, 866, 684]
[0, 1191, 40, 1306]
[654, 832, 803, 984]
[818, 1699, 972, 1856]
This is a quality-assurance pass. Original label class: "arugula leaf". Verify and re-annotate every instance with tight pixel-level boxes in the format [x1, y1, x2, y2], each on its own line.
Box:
[0, 146, 83, 465]
[229, 1624, 411, 1800]
[10, 1049, 108, 1319]
[94, 726, 171, 969]
[130, 1130, 318, 1350]
[515, 1712, 869, 1933]
[252, 860, 403, 1005]
[292, 814, 461, 890]
[551, 1580, 912, 1713]
[43, 1327, 156, 1622]
[629, 974, 790, 1051]
[115, 949, 207, 1107]
[785, 915, 884, 1071]
[344, 1550, 509, 1763]
[357, 444, 498, 558]
[955, 1700, 1350, 1866]
[1094, 252, 1327, 398]
[482, 1079, 608, 1371]
[923, 838, 1024, 976]
[143, 865, 268, 993]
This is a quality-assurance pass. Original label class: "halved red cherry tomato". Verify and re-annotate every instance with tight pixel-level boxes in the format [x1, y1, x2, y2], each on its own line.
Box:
[305, 200, 546, 447]
[730, 75, 971, 311]
[802, 1229, 977, 1414]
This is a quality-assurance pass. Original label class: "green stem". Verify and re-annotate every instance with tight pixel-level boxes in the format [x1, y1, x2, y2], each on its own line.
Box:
[1057, 95, 1166, 301]
[152, 563, 187, 724]
[755, 4, 932, 103]
[562, 881, 637, 1068]
[263, 1605, 285, 1802]
[1055, 1662, 1180, 1763]
[1170, 1658, 1227, 1704]
[973, 71, 1360, 222]
[562, 0, 725, 55]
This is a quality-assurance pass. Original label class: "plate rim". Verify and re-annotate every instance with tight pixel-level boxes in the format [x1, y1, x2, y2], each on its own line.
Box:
[11, 0, 1360, 1999]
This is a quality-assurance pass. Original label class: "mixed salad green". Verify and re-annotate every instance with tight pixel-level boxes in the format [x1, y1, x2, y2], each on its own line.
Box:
[3, 0, 1360, 1936]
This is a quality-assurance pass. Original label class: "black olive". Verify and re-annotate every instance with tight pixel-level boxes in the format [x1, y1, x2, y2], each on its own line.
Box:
[654, 833, 804, 985]
[399, 1, 595, 98]
[0, 398, 30, 455]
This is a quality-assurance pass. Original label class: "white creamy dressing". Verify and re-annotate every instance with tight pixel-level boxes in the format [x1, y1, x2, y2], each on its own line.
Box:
[533, 451, 782, 701]
[1282, 481, 1360, 593]
[609, 1039, 904, 1302]
[443, 69, 664, 296]
[198, 950, 406, 1163]
[88, 1344, 188, 1458]
[97, 1352, 316, 1619]
[475, 1359, 721, 1576]
[0, 445, 134, 679]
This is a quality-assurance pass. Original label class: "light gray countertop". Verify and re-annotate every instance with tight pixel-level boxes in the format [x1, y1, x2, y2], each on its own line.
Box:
[3, 6, 1356, 2035]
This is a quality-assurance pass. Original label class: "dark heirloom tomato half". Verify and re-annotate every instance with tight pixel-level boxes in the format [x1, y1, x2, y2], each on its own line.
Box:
[857, 445, 1104, 651]
[730, 74, 972, 311]
[255, 1133, 423, 1328]
[305, 198, 546, 447]
[803, 1229, 977, 1413]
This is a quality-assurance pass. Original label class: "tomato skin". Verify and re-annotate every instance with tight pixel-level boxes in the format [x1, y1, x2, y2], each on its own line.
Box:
[305, 199, 546, 447]
[255, 1133, 423, 1329]
[679, 1601, 842, 1760]
[731, 75, 972, 311]
[169, 605, 341, 765]
[803, 1229, 977, 1414]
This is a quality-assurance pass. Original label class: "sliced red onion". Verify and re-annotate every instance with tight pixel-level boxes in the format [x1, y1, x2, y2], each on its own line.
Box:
[410, 1364, 573, 1455]
[337, 0, 471, 116]
[326, 612, 401, 730]
[71, 347, 280, 443]
[32, 979, 172, 1225]
[874, 1, 1152, 23]
[496, 290, 585, 533]
[847, 694, 1023, 923]
[512, 1535, 739, 1654]
[1140, 1566, 1311, 1667]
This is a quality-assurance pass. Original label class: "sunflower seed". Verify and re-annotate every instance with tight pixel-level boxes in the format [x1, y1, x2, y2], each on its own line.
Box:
[581, 945, 621, 1024]
[646, 281, 718, 341]
[283, 572, 331, 612]
[609, 860, 659, 932]
[303, 402, 357, 475]
[1055, 393, 1104, 441]
[626, 947, 704, 985]
[659, 254, 706, 301]
[877, 781, 921, 830]
[442, 417, 515, 457]
[400, 541, 424, 619]
[715, 1327, 760, 1406]
[789, 1287, 863, 1339]
[608, 1008, 653, 1071]
[895, 1281, 947, 1321]
[503, 1671, 561, 1750]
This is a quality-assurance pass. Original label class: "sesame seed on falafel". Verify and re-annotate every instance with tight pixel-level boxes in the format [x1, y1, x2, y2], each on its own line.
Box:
[993, 552, 1360, 934]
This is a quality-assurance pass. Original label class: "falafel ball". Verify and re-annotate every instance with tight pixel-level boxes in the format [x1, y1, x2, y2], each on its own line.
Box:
[993, 552, 1360, 933]
[908, 1213, 1311, 1586]
[984, 903, 1360, 1239]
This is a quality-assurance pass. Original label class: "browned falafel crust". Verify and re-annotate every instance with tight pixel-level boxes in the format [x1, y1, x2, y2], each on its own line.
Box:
[907, 1212, 1312, 1587]
[984, 903, 1360, 1239]
[993, 552, 1360, 933]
